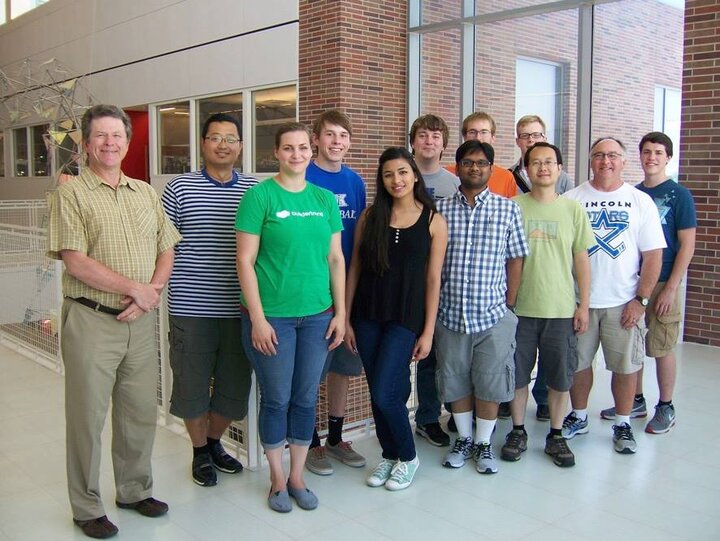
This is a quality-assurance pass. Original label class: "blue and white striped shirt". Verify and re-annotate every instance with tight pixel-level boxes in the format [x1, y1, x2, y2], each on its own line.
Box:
[162, 169, 257, 317]
[437, 188, 529, 333]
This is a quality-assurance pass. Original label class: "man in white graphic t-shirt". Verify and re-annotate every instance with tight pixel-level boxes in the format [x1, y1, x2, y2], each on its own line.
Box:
[561, 137, 665, 454]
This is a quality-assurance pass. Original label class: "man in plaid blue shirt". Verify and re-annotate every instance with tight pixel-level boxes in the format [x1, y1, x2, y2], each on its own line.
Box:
[435, 140, 529, 475]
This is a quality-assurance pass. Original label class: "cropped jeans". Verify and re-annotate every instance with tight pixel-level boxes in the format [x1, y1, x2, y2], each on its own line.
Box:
[241, 311, 331, 449]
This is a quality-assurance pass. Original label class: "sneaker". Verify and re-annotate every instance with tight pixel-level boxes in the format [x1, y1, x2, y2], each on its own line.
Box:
[561, 412, 589, 439]
[612, 422, 637, 454]
[305, 446, 334, 476]
[366, 458, 396, 487]
[645, 403, 676, 434]
[497, 402, 511, 419]
[447, 415, 457, 433]
[443, 437, 474, 468]
[544, 435, 575, 467]
[325, 441, 366, 467]
[415, 422, 450, 447]
[473, 442, 498, 474]
[209, 441, 243, 473]
[536, 404, 551, 422]
[600, 397, 648, 420]
[500, 429, 528, 462]
[192, 453, 217, 487]
[385, 456, 419, 491]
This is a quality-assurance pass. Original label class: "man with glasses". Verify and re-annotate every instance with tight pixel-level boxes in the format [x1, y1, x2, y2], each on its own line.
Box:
[446, 112, 517, 199]
[503, 114, 573, 421]
[599, 132, 696, 434]
[501, 142, 594, 468]
[561, 137, 665, 454]
[510, 115, 573, 195]
[162, 113, 257, 487]
[436, 140, 528, 474]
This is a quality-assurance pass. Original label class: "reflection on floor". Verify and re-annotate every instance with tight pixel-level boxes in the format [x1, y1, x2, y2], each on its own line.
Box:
[1, 341, 719, 541]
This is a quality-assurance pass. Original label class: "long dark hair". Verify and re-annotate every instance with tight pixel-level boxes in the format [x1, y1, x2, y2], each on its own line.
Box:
[360, 147, 436, 274]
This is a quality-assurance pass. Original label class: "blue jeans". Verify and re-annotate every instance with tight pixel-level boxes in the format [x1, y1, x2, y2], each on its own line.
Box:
[415, 344, 441, 425]
[354, 319, 417, 462]
[241, 311, 331, 449]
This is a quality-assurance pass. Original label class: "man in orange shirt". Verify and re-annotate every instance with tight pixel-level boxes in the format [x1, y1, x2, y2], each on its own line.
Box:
[446, 112, 517, 198]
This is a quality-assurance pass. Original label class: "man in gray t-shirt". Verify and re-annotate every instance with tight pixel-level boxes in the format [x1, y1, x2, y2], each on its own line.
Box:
[410, 114, 459, 201]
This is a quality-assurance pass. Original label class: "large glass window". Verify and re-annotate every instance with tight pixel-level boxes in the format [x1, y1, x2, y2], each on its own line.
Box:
[10, 0, 49, 19]
[197, 93, 243, 170]
[654, 86, 681, 180]
[472, 9, 578, 175]
[31, 124, 50, 176]
[13, 128, 28, 177]
[253, 86, 297, 173]
[158, 101, 190, 175]
[591, 1, 684, 184]
[516, 58, 564, 150]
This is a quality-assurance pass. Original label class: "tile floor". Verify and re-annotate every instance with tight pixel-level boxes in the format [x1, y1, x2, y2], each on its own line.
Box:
[1, 341, 719, 540]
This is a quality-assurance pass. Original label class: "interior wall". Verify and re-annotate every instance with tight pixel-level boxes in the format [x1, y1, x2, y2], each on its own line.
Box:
[0, 0, 298, 200]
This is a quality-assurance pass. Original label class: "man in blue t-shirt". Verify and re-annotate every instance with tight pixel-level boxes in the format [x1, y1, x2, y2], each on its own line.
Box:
[304, 110, 367, 476]
[600, 132, 696, 435]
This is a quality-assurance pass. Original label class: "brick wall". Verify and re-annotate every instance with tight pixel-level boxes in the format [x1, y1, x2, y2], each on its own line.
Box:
[681, 1, 720, 346]
[298, 0, 408, 432]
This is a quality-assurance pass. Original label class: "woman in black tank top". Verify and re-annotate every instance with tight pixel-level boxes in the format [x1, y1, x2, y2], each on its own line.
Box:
[345, 147, 448, 491]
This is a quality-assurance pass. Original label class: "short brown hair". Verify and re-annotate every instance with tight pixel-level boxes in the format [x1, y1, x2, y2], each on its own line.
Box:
[312, 109, 353, 138]
[274, 122, 311, 149]
[409, 114, 449, 148]
[515, 114, 546, 137]
[81, 104, 132, 142]
[462, 112, 496, 136]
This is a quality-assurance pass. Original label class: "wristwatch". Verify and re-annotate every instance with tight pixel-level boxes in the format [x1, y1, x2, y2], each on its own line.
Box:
[634, 295, 649, 307]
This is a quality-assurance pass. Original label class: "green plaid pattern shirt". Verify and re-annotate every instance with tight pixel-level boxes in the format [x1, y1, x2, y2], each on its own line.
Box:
[47, 169, 181, 309]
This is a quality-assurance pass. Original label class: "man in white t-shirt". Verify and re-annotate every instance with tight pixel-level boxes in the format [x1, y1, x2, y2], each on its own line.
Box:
[561, 137, 665, 454]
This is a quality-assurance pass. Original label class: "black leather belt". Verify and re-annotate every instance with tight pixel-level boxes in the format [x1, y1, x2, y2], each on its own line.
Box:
[71, 297, 124, 316]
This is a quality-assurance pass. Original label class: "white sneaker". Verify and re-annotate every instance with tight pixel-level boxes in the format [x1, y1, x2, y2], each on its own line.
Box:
[385, 456, 419, 491]
[366, 459, 396, 487]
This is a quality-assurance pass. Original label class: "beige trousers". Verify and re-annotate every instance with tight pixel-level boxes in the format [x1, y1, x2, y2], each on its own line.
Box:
[61, 299, 158, 520]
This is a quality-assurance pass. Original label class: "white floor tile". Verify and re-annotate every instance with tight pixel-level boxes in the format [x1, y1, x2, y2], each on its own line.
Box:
[0, 341, 718, 541]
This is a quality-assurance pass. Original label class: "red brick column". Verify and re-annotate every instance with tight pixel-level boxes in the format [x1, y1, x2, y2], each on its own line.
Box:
[298, 0, 408, 195]
[298, 1, 409, 432]
[681, 2, 720, 346]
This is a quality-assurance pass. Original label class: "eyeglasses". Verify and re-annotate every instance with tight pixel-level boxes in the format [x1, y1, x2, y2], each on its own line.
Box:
[528, 160, 558, 169]
[459, 159, 491, 169]
[205, 135, 240, 145]
[591, 152, 623, 161]
[517, 132, 545, 141]
[465, 129, 492, 138]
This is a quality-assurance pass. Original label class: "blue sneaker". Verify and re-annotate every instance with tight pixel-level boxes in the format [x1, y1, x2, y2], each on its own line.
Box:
[561, 412, 589, 439]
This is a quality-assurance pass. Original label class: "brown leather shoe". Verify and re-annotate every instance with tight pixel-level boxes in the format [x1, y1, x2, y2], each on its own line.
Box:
[116, 497, 169, 517]
[73, 515, 119, 539]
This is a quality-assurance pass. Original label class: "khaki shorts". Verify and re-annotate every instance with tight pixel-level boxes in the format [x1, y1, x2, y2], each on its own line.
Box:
[645, 282, 681, 358]
[576, 304, 645, 375]
[434, 310, 517, 404]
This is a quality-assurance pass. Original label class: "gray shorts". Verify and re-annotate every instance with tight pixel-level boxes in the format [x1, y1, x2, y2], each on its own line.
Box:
[434, 310, 517, 404]
[515, 317, 577, 392]
[321, 344, 364, 378]
[576, 305, 645, 375]
[168, 315, 253, 420]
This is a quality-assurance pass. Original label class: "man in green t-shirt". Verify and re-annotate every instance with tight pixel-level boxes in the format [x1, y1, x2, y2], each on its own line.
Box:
[501, 142, 595, 468]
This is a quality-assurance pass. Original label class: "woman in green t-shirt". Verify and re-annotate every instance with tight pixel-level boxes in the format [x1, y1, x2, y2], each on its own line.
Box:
[236, 123, 346, 513]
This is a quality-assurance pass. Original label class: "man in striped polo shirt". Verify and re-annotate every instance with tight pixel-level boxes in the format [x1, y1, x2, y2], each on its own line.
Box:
[162, 113, 257, 487]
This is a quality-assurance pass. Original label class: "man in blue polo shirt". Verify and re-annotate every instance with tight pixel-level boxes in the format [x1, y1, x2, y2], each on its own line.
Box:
[162, 113, 257, 487]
